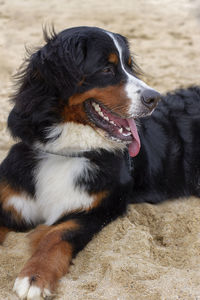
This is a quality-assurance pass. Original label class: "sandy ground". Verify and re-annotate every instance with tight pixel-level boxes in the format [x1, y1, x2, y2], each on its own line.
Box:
[0, 0, 200, 299]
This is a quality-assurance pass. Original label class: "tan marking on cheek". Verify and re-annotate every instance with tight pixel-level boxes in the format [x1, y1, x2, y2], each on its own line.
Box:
[61, 103, 88, 124]
[18, 221, 79, 292]
[69, 83, 130, 117]
[108, 53, 118, 65]
[0, 182, 23, 222]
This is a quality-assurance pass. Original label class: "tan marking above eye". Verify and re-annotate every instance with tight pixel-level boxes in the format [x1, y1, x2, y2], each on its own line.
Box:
[128, 56, 132, 66]
[108, 53, 119, 65]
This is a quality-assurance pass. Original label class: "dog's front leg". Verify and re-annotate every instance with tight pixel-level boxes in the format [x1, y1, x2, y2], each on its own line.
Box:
[13, 209, 110, 300]
[13, 220, 78, 299]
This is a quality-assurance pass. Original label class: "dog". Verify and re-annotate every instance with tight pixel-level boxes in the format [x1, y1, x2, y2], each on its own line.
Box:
[0, 26, 199, 299]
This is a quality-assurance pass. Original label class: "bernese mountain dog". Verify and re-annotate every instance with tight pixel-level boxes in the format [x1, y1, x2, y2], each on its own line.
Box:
[0, 26, 199, 299]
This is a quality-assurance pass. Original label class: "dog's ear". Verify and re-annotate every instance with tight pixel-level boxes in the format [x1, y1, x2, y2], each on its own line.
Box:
[7, 29, 88, 144]
[8, 31, 62, 144]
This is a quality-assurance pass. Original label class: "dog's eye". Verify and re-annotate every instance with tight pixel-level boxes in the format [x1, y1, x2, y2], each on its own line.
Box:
[101, 65, 115, 75]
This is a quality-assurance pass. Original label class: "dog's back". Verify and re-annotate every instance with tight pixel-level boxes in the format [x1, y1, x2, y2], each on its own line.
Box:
[131, 86, 200, 204]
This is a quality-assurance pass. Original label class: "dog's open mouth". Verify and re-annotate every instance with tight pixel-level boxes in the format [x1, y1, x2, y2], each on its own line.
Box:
[84, 99, 141, 157]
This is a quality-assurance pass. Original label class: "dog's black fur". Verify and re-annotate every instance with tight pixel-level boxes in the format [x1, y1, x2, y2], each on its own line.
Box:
[132, 86, 200, 204]
[0, 26, 199, 298]
[8, 27, 140, 145]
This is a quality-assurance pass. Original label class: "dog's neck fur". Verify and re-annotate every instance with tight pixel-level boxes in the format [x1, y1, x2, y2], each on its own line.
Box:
[38, 149, 89, 158]
[35, 122, 126, 157]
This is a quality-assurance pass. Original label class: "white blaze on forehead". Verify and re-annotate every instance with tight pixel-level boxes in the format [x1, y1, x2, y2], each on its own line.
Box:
[106, 31, 154, 116]
[106, 32, 148, 87]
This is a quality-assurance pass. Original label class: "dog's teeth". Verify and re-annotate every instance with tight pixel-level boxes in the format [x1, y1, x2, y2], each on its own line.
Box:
[126, 127, 131, 131]
[119, 128, 123, 133]
[98, 111, 104, 117]
[104, 116, 109, 121]
[92, 102, 101, 112]
[122, 132, 132, 136]
[110, 121, 116, 126]
[95, 104, 101, 112]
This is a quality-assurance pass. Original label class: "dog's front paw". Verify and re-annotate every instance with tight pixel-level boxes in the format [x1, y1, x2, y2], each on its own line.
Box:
[13, 277, 52, 300]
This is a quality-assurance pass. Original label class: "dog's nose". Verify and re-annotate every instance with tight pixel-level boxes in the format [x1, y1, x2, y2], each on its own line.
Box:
[141, 89, 160, 110]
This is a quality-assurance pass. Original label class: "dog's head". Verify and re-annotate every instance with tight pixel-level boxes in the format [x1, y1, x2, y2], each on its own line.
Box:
[8, 26, 160, 157]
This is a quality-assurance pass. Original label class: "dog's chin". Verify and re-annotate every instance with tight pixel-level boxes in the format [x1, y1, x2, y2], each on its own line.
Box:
[84, 99, 141, 157]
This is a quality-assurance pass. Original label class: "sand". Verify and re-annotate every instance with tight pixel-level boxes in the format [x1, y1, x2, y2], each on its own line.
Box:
[0, 0, 200, 299]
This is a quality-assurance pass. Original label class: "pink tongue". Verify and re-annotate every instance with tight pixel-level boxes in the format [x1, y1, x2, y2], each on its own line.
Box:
[126, 118, 141, 157]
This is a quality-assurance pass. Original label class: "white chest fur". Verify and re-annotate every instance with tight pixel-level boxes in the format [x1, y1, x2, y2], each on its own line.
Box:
[7, 155, 95, 226]
[34, 154, 94, 225]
